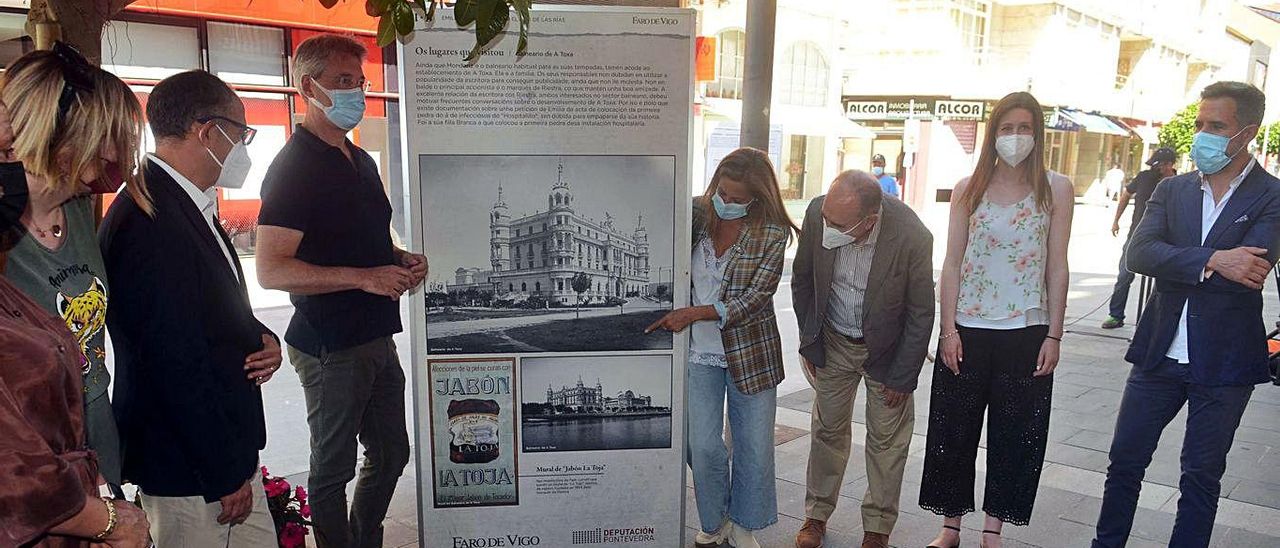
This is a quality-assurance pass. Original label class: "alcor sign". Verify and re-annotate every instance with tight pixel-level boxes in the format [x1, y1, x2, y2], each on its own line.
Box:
[935, 100, 984, 120]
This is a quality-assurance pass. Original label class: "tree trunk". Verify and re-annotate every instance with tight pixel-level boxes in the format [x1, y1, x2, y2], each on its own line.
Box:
[26, 0, 135, 64]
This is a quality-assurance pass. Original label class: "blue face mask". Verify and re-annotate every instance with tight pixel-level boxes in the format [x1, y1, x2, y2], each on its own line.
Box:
[1190, 126, 1252, 175]
[712, 192, 752, 220]
[871, 166, 885, 177]
[310, 80, 366, 131]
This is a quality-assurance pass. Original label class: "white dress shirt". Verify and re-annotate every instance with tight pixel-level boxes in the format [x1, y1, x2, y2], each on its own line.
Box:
[149, 155, 240, 279]
[827, 207, 882, 339]
[1166, 158, 1256, 363]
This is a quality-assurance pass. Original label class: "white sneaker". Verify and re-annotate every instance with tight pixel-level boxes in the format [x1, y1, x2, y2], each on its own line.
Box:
[726, 521, 761, 548]
[694, 518, 731, 547]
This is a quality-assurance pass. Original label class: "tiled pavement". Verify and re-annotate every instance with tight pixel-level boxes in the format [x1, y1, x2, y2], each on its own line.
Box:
[308, 316, 1280, 547]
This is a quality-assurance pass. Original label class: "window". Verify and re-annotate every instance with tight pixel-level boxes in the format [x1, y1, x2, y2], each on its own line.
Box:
[0, 13, 33, 69]
[509, 284, 514, 292]
[207, 22, 286, 86]
[522, 283, 527, 292]
[778, 42, 829, 107]
[101, 20, 200, 79]
[706, 30, 745, 100]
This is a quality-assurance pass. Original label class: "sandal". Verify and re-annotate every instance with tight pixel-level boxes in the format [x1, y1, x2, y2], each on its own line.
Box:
[925, 525, 961, 548]
[981, 529, 1001, 548]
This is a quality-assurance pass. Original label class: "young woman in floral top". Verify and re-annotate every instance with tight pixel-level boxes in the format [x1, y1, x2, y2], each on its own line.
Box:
[921, 92, 1074, 548]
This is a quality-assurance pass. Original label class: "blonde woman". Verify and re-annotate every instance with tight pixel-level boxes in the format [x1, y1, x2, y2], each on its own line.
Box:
[647, 147, 798, 548]
[921, 92, 1073, 548]
[1, 42, 151, 492]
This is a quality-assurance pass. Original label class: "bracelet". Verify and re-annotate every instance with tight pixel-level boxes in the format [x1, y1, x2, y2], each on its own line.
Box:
[1046, 335, 1063, 342]
[938, 330, 959, 341]
[94, 498, 118, 541]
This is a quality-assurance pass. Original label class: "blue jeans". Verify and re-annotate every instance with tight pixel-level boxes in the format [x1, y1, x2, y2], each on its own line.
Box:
[1109, 235, 1136, 319]
[1093, 358, 1254, 548]
[686, 360, 778, 533]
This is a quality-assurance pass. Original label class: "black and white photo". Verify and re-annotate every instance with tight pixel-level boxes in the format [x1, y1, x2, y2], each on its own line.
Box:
[422, 154, 676, 354]
[520, 355, 673, 453]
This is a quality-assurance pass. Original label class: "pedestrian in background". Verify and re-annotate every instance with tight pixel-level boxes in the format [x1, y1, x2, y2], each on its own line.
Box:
[872, 153, 900, 198]
[791, 170, 934, 548]
[0, 42, 151, 494]
[646, 147, 798, 548]
[1093, 81, 1280, 548]
[921, 91, 1075, 548]
[1101, 147, 1177, 329]
[256, 34, 427, 548]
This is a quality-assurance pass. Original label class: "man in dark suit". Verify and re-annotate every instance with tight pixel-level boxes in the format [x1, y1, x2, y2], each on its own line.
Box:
[1094, 81, 1280, 548]
[792, 170, 935, 548]
[100, 70, 282, 546]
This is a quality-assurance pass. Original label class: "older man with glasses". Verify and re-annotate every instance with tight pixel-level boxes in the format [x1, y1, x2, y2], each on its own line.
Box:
[256, 34, 427, 548]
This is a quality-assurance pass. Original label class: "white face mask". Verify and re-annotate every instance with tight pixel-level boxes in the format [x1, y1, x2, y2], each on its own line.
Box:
[821, 217, 865, 249]
[995, 134, 1036, 167]
[206, 125, 252, 189]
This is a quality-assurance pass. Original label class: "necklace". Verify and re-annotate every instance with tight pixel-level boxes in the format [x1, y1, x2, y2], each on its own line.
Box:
[33, 223, 63, 239]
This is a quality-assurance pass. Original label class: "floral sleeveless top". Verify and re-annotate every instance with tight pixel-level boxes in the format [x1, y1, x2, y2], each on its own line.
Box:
[957, 192, 1049, 325]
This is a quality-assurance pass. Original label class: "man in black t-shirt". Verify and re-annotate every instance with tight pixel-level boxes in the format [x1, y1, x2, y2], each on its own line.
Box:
[256, 35, 427, 548]
[1102, 147, 1177, 329]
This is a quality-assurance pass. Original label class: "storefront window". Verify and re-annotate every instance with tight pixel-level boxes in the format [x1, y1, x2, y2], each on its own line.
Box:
[208, 21, 287, 86]
[0, 12, 32, 68]
[706, 29, 744, 100]
[778, 42, 828, 107]
[101, 19, 200, 80]
[782, 134, 808, 200]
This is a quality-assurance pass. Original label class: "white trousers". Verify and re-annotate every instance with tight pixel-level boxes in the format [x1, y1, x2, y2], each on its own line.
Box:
[141, 469, 277, 547]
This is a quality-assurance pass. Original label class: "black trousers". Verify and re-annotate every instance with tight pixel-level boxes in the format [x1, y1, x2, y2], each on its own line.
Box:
[919, 324, 1052, 525]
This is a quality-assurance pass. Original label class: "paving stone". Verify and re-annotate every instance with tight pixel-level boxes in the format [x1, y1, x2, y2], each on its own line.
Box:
[1228, 479, 1280, 509]
[1062, 429, 1116, 453]
[1043, 441, 1112, 473]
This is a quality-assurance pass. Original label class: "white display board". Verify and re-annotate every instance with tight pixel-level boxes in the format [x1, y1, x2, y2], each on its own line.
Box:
[399, 6, 694, 547]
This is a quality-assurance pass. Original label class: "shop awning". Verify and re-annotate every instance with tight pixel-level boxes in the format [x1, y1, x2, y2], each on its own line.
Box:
[1103, 115, 1145, 140]
[1060, 109, 1130, 136]
[776, 104, 876, 139]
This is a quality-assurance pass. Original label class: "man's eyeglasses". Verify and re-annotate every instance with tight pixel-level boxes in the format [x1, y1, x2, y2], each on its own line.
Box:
[317, 73, 373, 92]
[196, 116, 257, 146]
[51, 41, 97, 136]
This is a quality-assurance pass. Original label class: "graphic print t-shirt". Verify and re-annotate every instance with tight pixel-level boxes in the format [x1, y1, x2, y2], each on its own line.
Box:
[4, 197, 110, 401]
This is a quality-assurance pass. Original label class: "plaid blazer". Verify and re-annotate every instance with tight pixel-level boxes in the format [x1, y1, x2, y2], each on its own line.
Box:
[692, 199, 789, 395]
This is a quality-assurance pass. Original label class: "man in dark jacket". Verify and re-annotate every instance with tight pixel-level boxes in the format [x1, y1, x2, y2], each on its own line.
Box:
[791, 171, 935, 548]
[1101, 147, 1177, 328]
[100, 70, 281, 546]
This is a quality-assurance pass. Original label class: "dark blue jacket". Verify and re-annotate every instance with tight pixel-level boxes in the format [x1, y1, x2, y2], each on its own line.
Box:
[1125, 166, 1280, 386]
[100, 160, 272, 502]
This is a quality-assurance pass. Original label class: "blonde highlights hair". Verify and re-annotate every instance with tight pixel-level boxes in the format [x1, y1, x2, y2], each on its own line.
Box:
[2, 50, 151, 214]
[702, 147, 800, 242]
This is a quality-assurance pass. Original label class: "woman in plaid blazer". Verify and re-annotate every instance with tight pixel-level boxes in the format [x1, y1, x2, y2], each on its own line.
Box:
[648, 147, 798, 548]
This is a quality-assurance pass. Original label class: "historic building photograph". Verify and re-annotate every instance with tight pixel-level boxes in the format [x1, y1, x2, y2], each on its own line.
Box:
[421, 155, 676, 354]
[519, 355, 673, 453]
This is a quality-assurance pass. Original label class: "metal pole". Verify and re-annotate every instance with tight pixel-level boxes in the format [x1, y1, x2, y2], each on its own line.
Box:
[740, 0, 777, 151]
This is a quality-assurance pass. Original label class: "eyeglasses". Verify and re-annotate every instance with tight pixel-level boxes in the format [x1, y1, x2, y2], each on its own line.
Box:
[196, 115, 257, 146]
[315, 73, 372, 92]
[51, 41, 97, 136]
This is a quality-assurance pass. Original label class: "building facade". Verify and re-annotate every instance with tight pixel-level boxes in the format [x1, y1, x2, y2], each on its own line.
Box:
[485, 163, 653, 304]
[545, 377, 654, 413]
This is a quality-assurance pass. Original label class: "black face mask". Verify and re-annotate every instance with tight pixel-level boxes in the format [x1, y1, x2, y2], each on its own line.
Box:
[0, 161, 29, 236]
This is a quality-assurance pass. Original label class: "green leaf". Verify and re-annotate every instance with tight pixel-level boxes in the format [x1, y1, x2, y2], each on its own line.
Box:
[427, 0, 437, 22]
[455, 0, 479, 27]
[320, 0, 340, 8]
[376, 12, 397, 47]
[394, 2, 415, 36]
[365, 0, 388, 18]
[509, 0, 531, 55]
[466, 0, 508, 63]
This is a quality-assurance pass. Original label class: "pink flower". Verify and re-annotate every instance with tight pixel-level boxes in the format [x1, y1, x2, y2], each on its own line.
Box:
[280, 522, 308, 548]
[300, 503, 312, 519]
[265, 477, 289, 498]
[1015, 256, 1030, 273]
[260, 466, 269, 478]
[295, 485, 308, 505]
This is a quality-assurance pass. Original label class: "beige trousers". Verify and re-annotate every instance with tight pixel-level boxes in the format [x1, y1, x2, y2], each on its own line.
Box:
[804, 326, 915, 534]
[141, 469, 278, 547]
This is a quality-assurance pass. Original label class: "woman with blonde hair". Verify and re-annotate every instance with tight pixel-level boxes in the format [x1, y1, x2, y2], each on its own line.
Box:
[920, 91, 1073, 548]
[648, 147, 798, 548]
[1, 42, 151, 493]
